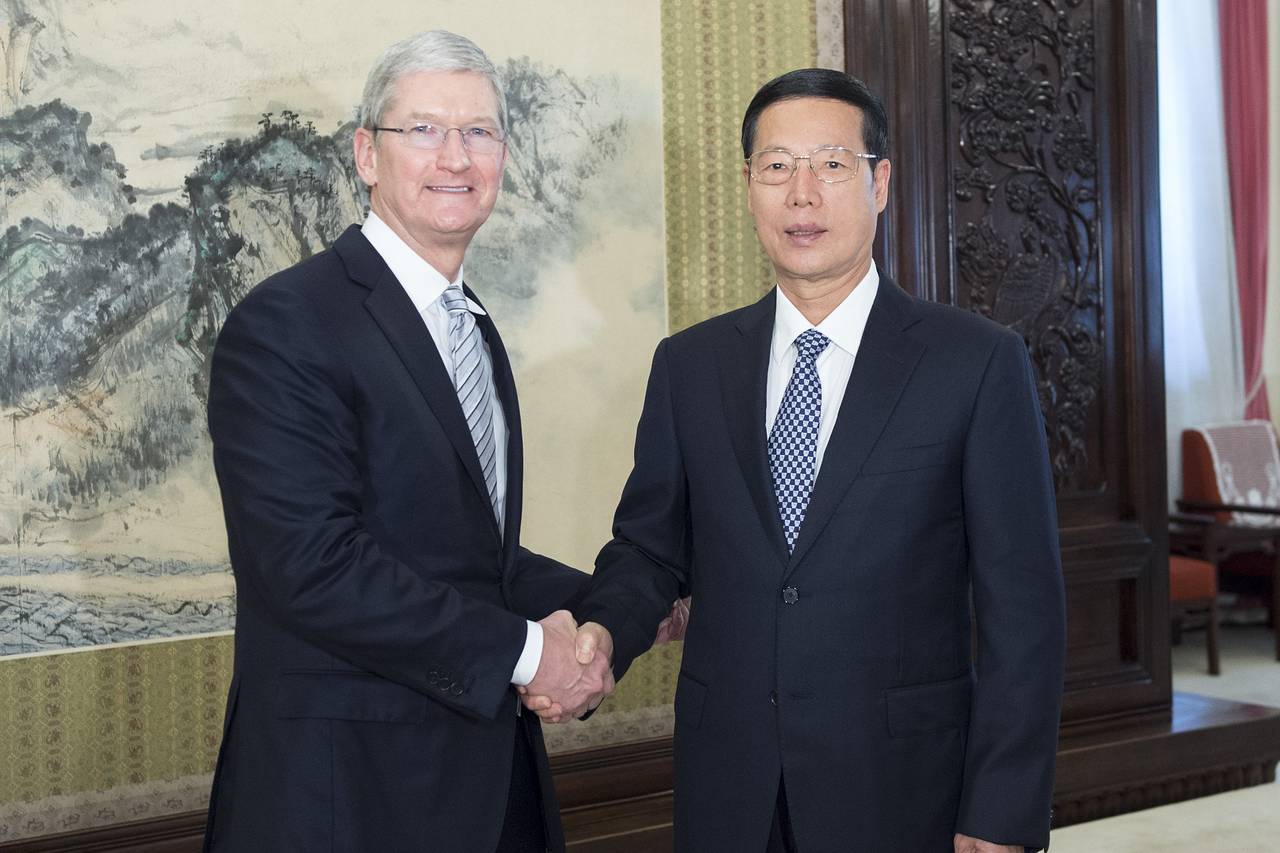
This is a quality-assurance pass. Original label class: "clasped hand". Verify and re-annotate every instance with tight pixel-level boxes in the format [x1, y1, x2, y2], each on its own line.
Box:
[517, 611, 615, 723]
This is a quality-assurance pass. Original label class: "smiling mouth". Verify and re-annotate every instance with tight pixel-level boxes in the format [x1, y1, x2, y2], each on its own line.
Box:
[785, 226, 826, 237]
[427, 186, 472, 193]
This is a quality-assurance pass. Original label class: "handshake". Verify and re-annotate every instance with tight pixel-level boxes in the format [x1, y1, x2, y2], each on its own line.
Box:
[517, 610, 615, 723]
[518, 598, 689, 724]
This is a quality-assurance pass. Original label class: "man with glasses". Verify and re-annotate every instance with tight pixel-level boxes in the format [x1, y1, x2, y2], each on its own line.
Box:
[203, 30, 614, 852]
[551, 69, 1066, 852]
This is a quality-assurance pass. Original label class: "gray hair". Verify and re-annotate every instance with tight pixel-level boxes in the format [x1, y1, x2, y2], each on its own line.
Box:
[358, 30, 508, 134]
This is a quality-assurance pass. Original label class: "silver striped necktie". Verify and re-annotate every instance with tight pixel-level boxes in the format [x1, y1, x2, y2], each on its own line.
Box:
[441, 285, 502, 529]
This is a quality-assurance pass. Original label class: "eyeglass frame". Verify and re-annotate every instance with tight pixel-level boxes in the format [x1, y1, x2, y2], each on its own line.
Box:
[372, 122, 508, 153]
[745, 146, 880, 184]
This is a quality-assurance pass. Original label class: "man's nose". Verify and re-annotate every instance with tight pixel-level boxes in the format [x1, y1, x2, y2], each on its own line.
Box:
[788, 159, 819, 206]
[436, 128, 472, 171]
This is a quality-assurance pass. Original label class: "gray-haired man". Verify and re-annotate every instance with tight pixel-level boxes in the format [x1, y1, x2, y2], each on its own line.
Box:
[202, 31, 612, 852]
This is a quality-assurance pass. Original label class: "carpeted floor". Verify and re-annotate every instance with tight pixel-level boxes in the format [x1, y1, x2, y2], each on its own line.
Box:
[1050, 624, 1280, 851]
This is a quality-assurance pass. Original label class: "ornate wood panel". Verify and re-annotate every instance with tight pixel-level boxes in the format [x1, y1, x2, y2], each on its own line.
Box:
[845, 0, 1168, 730]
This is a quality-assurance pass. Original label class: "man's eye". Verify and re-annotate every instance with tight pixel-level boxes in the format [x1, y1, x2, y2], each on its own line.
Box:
[408, 124, 436, 135]
[823, 160, 849, 171]
[465, 127, 496, 139]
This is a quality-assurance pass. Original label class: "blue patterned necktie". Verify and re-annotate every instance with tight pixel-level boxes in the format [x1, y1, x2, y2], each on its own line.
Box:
[441, 285, 502, 529]
[768, 329, 830, 552]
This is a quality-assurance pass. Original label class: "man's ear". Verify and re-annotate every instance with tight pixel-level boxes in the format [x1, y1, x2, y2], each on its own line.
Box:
[353, 127, 378, 189]
[873, 158, 891, 213]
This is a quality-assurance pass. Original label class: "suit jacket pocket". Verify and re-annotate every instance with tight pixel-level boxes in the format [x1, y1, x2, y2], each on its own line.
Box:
[275, 670, 430, 723]
[861, 441, 949, 476]
[884, 673, 972, 737]
[674, 670, 709, 731]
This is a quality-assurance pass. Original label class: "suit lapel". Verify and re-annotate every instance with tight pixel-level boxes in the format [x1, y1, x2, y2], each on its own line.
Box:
[719, 290, 790, 565]
[336, 228, 496, 535]
[785, 279, 925, 576]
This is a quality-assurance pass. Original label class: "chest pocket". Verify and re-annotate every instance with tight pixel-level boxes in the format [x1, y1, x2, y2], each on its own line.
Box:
[861, 441, 949, 476]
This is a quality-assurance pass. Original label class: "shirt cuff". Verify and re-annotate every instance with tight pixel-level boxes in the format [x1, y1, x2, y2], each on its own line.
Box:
[510, 620, 543, 685]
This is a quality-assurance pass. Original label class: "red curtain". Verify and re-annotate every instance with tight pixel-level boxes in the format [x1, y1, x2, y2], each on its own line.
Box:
[1220, 0, 1271, 420]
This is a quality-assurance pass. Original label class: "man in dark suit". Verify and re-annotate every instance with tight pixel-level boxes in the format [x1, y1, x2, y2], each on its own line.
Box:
[552, 69, 1066, 852]
[203, 31, 616, 852]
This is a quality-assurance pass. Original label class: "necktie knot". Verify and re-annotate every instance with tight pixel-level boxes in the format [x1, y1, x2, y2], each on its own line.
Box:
[440, 285, 469, 315]
[794, 329, 830, 363]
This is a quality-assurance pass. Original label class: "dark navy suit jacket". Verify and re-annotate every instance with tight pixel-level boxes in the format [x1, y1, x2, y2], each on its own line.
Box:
[579, 280, 1066, 852]
[203, 225, 587, 852]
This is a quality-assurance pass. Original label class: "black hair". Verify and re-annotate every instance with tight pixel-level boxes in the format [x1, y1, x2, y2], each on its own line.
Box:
[740, 68, 889, 165]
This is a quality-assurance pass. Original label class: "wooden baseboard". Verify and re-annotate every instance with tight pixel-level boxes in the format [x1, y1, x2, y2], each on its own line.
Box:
[0, 739, 676, 853]
[1052, 692, 1280, 827]
[0, 811, 208, 853]
[6, 692, 1279, 851]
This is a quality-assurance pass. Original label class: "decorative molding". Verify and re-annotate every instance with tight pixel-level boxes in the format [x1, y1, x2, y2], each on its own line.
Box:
[0, 738, 679, 853]
[1053, 761, 1278, 827]
[11, 700, 1280, 851]
[0, 811, 207, 853]
[0, 685, 675, 845]
[947, 0, 1104, 490]
[1054, 692, 1280, 829]
[0, 773, 212, 845]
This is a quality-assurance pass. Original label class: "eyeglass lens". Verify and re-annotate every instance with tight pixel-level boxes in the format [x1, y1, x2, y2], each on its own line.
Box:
[750, 148, 863, 184]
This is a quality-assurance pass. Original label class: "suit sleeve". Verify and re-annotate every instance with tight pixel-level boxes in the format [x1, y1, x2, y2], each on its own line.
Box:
[506, 547, 591, 620]
[955, 331, 1066, 850]
[209, 285, 527, 721]
[576, 339, 689, 678]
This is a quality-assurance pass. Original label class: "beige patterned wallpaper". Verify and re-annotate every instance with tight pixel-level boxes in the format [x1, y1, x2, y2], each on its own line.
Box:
[662, 0, 819, 333]
[0, 637, 233, 838]
[0, 0, 832, 841]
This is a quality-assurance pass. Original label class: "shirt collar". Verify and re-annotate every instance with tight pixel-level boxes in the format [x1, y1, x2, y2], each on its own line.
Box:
[361, 210, 486, 315]
[771, 263, 880, 363]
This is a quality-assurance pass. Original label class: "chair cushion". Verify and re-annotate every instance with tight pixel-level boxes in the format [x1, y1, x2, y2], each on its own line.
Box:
[1170, 555, 1218, 601]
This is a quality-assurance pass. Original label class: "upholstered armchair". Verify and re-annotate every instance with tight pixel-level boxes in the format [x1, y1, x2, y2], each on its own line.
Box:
[1172, 420, 1280, 660]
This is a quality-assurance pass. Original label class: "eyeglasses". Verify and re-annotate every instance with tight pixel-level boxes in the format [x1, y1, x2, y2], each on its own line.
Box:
[746, 146, 878, 184]
[373, 122, 507, 154]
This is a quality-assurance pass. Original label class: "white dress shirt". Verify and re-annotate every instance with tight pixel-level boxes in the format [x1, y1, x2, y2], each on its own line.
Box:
[361, 212, 542, 686]
[765, 264, 880, 476]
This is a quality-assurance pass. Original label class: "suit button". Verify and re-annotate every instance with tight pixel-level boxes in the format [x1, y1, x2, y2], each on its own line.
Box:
[450, 683, 464, 696]
[769, 690, 778, 706]
[782, 586, 799, 605]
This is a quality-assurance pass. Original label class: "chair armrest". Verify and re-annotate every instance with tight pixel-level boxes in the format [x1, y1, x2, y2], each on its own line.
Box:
[1177, 499, 1280, 517]
[1169, 514, 1235, 562]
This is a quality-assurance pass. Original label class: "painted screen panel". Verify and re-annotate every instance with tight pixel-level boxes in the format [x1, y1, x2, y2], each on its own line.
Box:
[0, 0, 665, 656]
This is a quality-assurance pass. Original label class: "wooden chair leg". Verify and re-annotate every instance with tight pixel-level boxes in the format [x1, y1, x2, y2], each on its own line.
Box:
[1207, 598, 1221, 676]
[1272, 549, 1280, 662]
